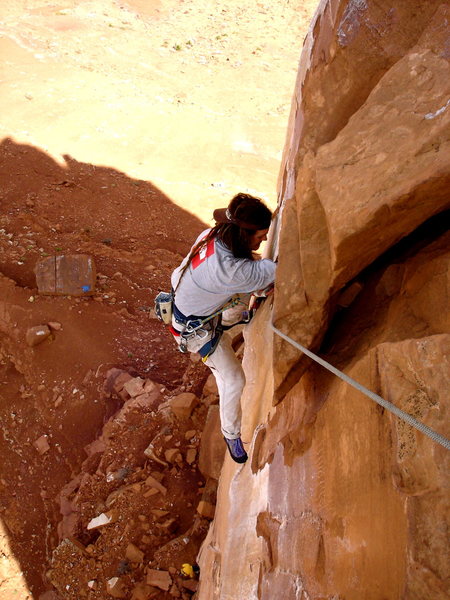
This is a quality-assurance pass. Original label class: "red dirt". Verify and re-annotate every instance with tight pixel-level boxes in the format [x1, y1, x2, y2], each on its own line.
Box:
[0, 1, 318, 597]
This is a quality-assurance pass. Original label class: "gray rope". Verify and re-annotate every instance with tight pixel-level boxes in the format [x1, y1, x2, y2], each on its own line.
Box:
[271, 323, 450, 451]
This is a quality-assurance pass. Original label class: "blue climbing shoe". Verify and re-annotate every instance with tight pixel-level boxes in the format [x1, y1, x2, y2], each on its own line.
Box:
[224, 436, 248, 464]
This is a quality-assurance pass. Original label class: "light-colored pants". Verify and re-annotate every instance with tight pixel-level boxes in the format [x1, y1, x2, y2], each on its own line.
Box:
[172, 296, 249, 440]
[205, 332, 245, 440]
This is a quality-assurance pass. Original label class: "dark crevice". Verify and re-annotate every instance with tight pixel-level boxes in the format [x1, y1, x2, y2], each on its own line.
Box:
[320, 207, 450, 355]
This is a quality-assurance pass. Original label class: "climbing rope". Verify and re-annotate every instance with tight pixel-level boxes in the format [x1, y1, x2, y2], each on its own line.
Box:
[271, 322, 450, 451]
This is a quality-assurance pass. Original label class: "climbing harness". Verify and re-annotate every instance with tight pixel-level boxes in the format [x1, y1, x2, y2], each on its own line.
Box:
[271, 322, 450, 451]
[172, 296, 251, 359]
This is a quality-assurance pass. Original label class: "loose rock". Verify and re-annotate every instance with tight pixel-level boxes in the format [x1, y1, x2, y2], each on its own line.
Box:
[87, 510, 118, 530]
[123, 377, 146, 398]
[202, 374, 218, 396]
[33, 435, 50, 455]
[165, 448, 182, 464]
[106, 576, 127, 598]
[26, 325, 51, 347]
[146, 569, 172, 591]
[131, 582, 158, 600]
[144, 475, 167, 495]
[169, 393, 198, 419]
[186, 448, 197, 465]
[196, 500, 216, 519]
[126, 542, 145, 563]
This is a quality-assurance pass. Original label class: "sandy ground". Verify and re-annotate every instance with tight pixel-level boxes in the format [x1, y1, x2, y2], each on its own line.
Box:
[1, 0, 317, 218]
[0, 0, 318, 597]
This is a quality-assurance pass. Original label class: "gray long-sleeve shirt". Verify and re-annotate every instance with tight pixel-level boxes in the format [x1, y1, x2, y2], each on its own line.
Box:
[171, 229, 276, 317]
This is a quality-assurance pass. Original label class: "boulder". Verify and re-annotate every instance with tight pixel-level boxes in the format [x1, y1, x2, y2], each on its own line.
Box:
[169, 392, 198, 419]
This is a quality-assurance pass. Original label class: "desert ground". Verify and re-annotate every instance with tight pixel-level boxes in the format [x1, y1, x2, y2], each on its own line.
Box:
[0, 1, 318, 597]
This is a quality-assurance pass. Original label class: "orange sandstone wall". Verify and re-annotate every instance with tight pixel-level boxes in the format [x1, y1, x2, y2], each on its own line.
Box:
[197, 1, 450, 599]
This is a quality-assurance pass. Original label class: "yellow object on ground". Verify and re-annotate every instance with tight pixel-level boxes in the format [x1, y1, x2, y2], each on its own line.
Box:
[181, 563, 195, 578]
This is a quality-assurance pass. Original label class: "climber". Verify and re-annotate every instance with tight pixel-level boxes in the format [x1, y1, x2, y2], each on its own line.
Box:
[170, 193, 276, 463]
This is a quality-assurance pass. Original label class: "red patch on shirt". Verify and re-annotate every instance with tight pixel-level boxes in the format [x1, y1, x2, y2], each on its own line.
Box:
[192, 238, 215, 269]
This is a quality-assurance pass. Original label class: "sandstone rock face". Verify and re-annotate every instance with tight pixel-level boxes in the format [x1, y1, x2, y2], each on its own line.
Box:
[197, 2, 450, 599]
[198, 406, 225, 480]
[273, 0, 450, 400]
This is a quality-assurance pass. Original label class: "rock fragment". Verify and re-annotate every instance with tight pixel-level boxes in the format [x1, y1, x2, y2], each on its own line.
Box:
[26, 325, 51, 347]
[123, 377, 146, 398]
[337, 282, 363, 308]
[169, 392, 198, 419]
[131, 582, 157, 600]
[157, 518, 178, 533]
[146, 569, 172, 591]
[196, 500, 216, 519]
[181, 579, 199, 592]
[33, 434, 50, 454]
[87, 510, 118, 530]
[151, 509, 169, 519]
[106, 576, 127, 598]
[186, 448, 197, 465]
[104, 369, 133, 396]
[203, 374, 218, 396]
[144, 475, 167, 495]
[169, 583, 181, 597]
[126, 542, 145, 563]
[165, 448, 182, 464]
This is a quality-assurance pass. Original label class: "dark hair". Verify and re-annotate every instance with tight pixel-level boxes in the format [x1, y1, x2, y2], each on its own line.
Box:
[227, 193, 272, 231]
[188, 193, 272, 265]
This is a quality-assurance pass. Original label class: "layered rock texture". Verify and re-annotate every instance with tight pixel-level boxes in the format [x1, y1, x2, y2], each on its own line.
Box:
[197, 2, 450, 599]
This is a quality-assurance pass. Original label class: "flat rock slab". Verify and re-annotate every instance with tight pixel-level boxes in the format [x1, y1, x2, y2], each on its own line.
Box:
[146, 569, 172, 591]
[35, 254, 96, 296]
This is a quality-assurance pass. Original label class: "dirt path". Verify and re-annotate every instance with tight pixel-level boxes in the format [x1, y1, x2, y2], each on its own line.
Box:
[0, 1, 318, 597]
